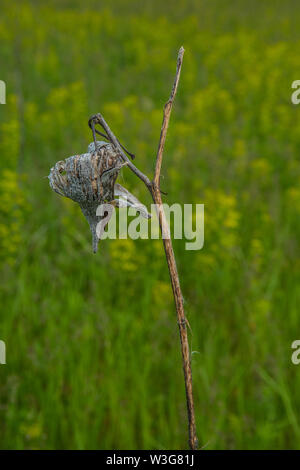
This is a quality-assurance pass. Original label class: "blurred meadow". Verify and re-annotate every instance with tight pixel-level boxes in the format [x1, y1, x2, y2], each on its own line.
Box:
[1, 0, 300, 449]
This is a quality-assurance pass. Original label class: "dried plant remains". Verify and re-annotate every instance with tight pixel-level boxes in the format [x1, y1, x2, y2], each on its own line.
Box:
[49, 141, 150, 252]
[48, 47, 198, 450]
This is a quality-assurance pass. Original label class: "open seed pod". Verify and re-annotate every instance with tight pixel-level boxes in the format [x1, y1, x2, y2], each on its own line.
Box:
[48, 141, 150, 253]
[48, 141, 125, 252]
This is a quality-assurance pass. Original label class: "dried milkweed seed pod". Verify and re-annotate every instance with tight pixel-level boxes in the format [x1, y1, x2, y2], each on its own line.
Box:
[48, 141, 150, 253]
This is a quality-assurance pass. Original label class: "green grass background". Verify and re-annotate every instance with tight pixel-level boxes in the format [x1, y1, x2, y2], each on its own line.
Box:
[1, 0, 300, 449]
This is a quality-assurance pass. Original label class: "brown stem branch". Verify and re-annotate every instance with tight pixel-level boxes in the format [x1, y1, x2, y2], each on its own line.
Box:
[88, 113, 152, 189]
[150, 185, 198, 450]
[89, 46, 198, 450]
[153, 46, 184, 188]
[150, 47, 198, 451]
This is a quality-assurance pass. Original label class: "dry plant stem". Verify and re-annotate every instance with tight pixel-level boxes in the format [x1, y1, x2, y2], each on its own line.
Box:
[151, 185, 198, 451]
[89, 114, 152, 189]
[90, 46, 198, 450]
[151, 47, 198, 451]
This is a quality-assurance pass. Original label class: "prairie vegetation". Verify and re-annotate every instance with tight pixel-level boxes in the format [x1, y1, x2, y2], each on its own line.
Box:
[0, 0, 300, 449]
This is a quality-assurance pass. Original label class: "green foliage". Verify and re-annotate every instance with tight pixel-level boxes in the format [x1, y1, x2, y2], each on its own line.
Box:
[0, 0, 300, 449]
